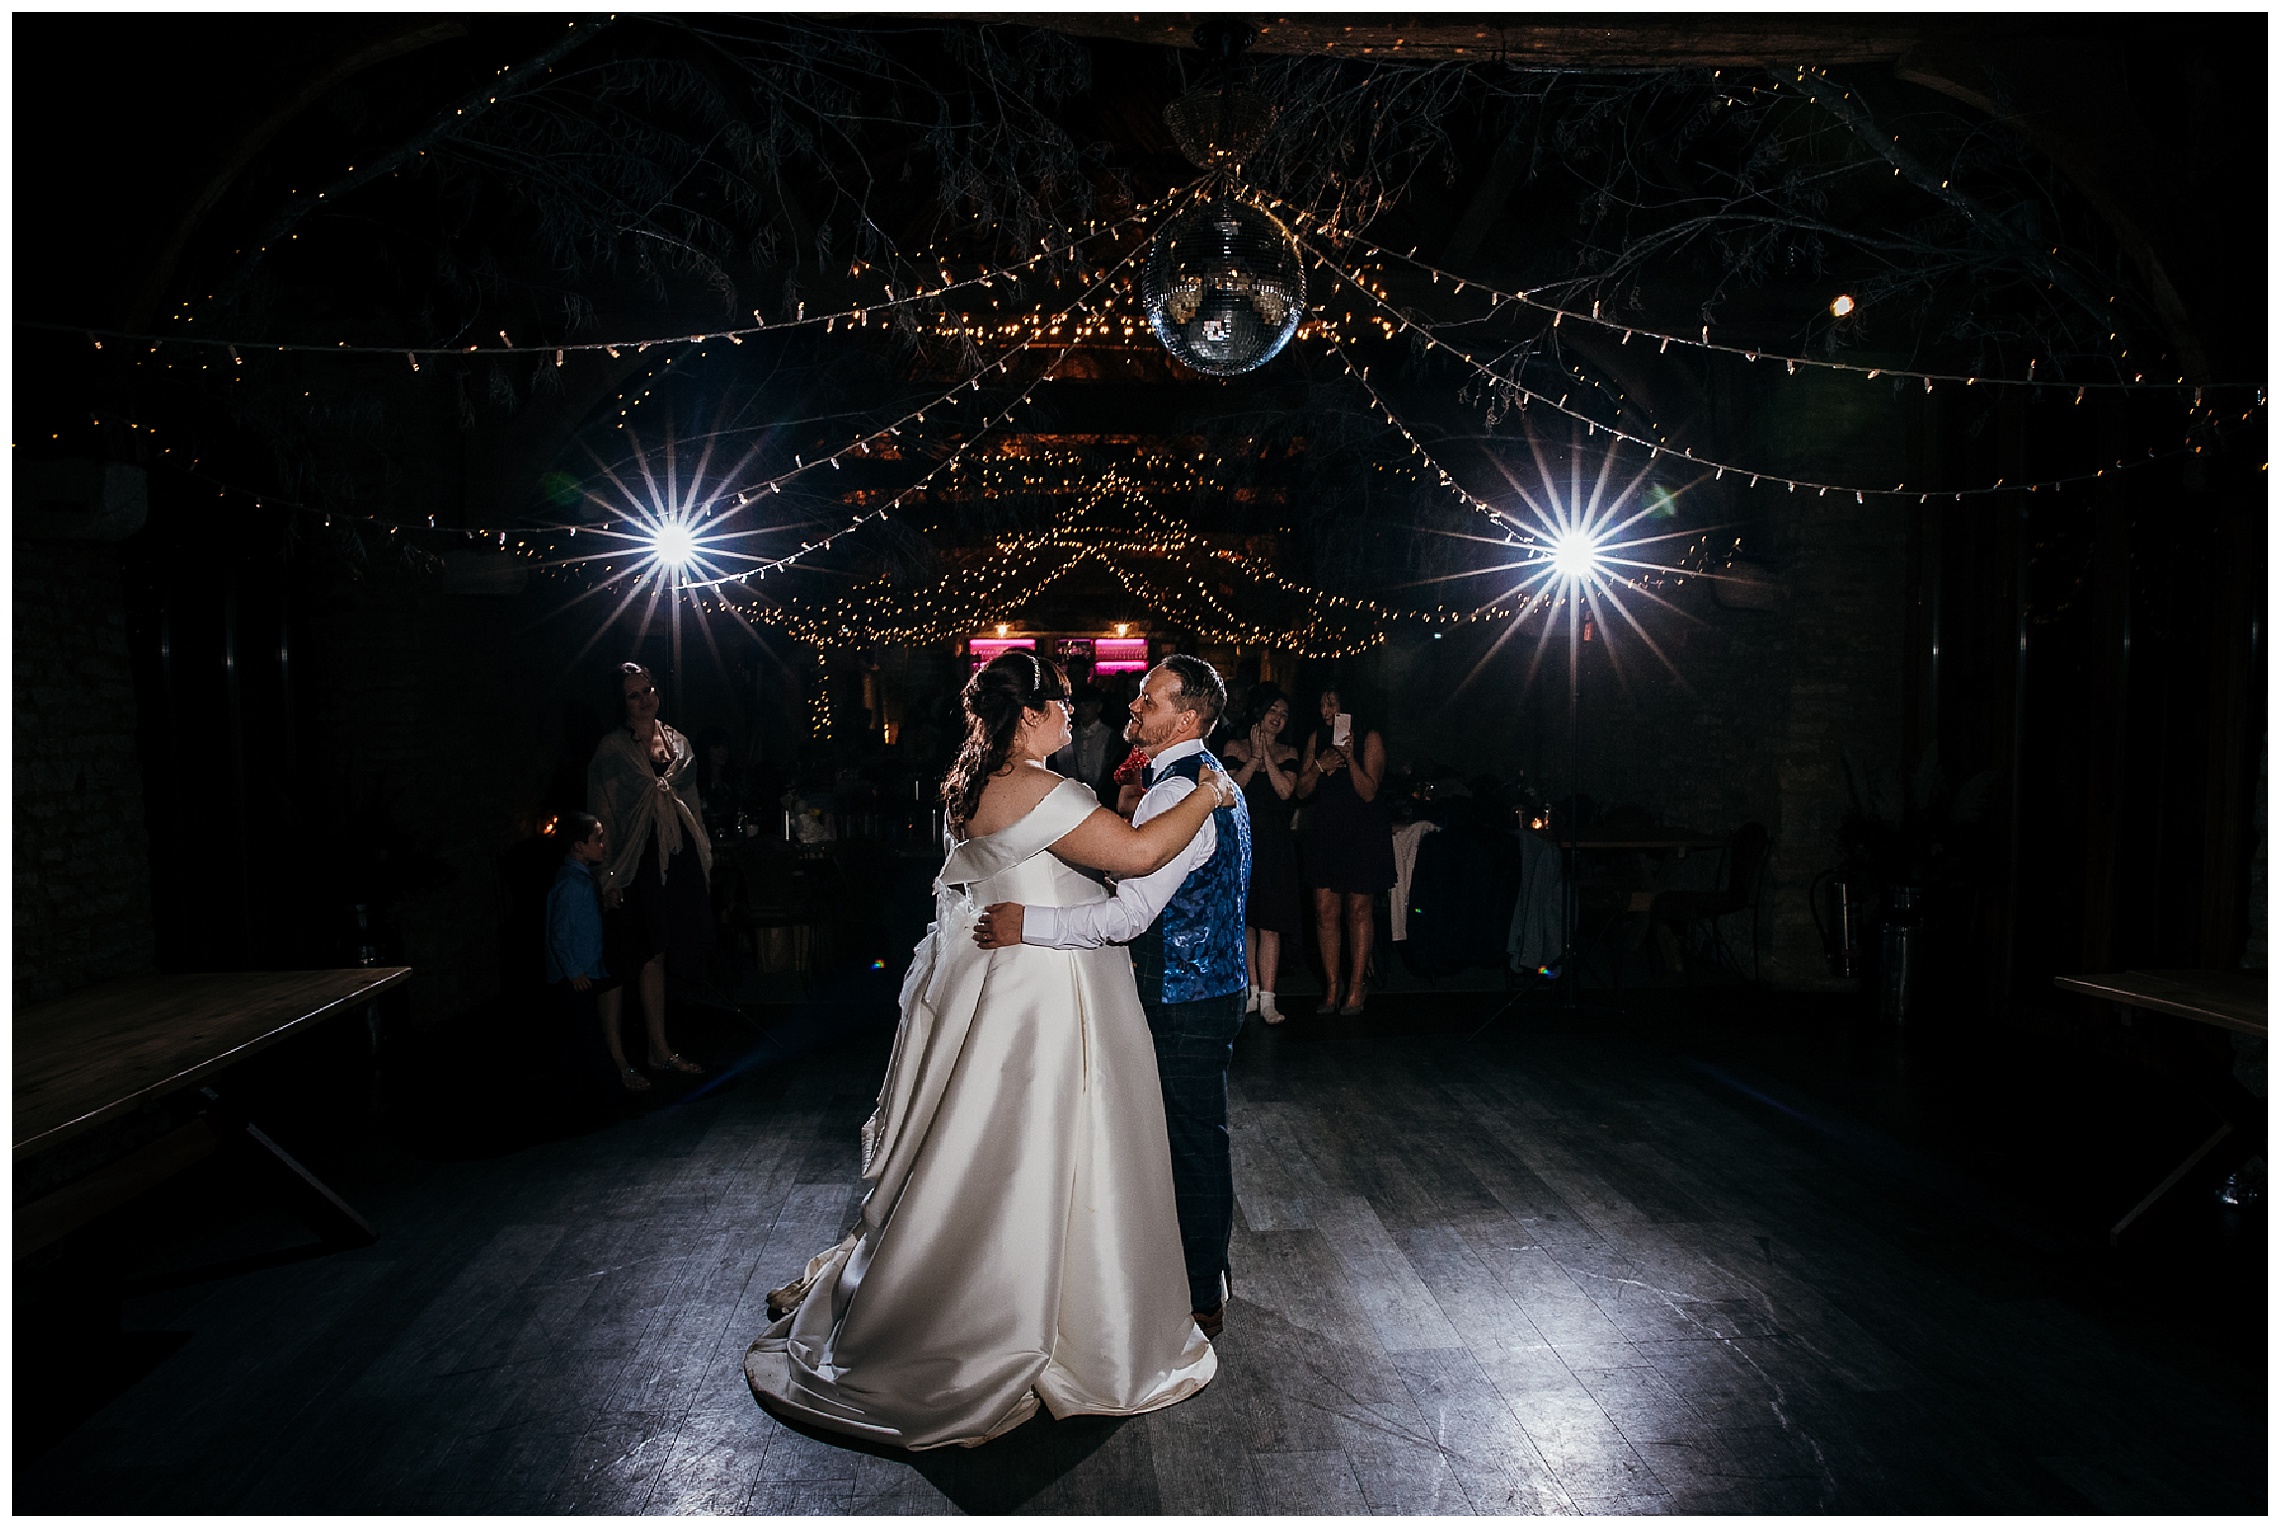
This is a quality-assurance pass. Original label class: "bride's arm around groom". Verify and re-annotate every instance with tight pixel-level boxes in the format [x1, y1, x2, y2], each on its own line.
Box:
[978, 764, 1219, 952]
[965, 772, 1230, 949]
[974, 660, 1235, 955]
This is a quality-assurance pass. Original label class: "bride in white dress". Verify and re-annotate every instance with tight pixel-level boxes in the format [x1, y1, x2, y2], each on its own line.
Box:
[746, 651, 1234, 1450]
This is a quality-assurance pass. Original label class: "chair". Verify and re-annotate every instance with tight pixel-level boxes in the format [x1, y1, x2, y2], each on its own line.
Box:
[1652, 822, 1769, 983]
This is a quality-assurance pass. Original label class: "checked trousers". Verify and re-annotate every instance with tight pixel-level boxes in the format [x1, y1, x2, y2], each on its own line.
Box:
[1138, 989, 1245, 1314]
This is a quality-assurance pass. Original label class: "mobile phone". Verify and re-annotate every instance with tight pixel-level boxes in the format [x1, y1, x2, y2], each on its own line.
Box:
[1332, 713, 1352, 748]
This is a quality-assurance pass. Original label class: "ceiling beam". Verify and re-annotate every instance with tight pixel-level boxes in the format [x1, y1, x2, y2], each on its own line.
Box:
[935, 15, 1923, 68]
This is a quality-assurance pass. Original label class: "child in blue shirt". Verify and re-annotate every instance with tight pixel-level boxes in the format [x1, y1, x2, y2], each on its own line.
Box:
[548, 813, 646, 1099]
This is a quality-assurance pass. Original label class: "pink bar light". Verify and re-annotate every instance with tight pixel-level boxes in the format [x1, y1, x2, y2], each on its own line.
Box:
[1092, 637, 1148, 674]
[967, 636, 1036, 670]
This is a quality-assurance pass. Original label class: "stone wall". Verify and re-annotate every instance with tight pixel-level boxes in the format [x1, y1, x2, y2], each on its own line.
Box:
[14, 539, 156, 1006]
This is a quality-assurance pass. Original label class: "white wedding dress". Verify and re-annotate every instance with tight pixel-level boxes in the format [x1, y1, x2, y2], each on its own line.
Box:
[745, 778, 1216, 1449]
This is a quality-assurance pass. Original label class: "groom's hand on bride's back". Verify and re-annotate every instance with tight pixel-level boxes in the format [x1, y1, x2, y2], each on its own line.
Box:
[974, 902, 1025, 949]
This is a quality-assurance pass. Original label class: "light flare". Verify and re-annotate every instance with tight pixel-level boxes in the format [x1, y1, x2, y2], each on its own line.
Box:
[1551, 530, 1604, 582]
[1415, 420, 1732, 707]
[649, 518, 702, 571]
[525, 418, 813, 694]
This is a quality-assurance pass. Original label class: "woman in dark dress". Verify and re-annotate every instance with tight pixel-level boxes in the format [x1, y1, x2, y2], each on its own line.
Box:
[587, 662, 710, 1087]
[1223, 683, 1302, 1024]
[1296, 687, 1394, 1015]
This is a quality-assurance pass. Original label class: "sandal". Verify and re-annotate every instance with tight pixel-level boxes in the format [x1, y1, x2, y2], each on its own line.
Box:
[649, 1052, 704, 1075]
[619, 1066, 652, 1093]
[1315, 984, 1342, 1015]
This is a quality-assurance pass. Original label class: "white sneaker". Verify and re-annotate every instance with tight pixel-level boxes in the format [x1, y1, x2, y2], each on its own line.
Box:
[1244, 985, 1260, 1014]
[1258, 991, 1283, 1024]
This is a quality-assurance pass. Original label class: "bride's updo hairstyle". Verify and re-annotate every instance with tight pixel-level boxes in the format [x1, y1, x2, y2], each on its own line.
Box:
[942, 649, 1072, 831]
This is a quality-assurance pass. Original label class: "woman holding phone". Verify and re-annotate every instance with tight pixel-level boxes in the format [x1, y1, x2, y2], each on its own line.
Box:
[1296, 686, 1394, 1015]
[1224, 683, 1302, 1024]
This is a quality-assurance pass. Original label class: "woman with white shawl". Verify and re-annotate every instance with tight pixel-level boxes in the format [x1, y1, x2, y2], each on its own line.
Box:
[587, 661, 709, 1088]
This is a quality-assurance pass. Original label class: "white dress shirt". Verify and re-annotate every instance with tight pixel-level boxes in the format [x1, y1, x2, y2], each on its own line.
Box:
[1022, 737, 1217, 949]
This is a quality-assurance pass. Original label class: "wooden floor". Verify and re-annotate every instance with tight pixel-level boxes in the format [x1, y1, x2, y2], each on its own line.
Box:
[17, 992, 2265, 1514]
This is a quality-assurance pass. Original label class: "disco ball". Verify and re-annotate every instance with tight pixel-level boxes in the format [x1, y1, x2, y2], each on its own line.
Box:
[1141, 196, 1307, 377]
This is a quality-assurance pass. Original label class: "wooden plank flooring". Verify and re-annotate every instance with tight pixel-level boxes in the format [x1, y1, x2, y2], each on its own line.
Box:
[17, 1001, 2265, 1514]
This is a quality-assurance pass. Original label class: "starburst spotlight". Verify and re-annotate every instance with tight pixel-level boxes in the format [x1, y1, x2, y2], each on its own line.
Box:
[1387, 423, 1733, 711]
[649, 517, 702, 573]
[529, 419, 804, 680]
[1551, 530, 1604, 583]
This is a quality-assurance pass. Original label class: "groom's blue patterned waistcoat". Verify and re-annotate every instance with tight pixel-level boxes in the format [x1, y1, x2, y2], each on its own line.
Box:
[1130, 749, 1251, 1005]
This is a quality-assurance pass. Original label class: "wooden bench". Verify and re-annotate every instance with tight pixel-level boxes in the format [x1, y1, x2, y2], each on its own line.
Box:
[15, 967, 411, 1260]
[2054, 968, 2267, 1243]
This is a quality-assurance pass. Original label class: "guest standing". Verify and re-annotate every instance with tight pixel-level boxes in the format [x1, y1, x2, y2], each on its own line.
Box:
[588, 661, 707, 1078]
[1223, 683, 1301, 1024]
[1296, 687, 1394, 1014]
[545, 812, 644, 1098]
[1047, 684, 1119, 805]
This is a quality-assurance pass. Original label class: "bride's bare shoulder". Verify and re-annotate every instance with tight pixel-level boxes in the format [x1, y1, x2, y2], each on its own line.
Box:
[965, 761, 1065, 837]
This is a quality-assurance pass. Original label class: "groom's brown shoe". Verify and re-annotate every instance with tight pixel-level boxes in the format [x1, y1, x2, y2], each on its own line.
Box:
[1193, 1303, 1225, 1341]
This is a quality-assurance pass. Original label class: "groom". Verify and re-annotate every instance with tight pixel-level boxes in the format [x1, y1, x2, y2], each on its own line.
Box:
[975, 655, 1251, 1338]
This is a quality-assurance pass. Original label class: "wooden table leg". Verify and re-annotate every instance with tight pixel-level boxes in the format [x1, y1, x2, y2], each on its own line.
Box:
[200, 1088, 377, 1249]
[2110, 1121, 2234, 1246]
[16, 1095, 378, 1260]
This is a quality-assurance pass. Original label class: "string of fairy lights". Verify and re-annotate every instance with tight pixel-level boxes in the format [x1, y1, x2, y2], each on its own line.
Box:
[729, 477, 1402, 660]
[1332, 237, 2256, 396]
[48, 187, 1199, 363]
[1317, 60, 2258, 394]
[433, 182, 1216, 598]
[1326, 339, 1536, 532]
[53, 189, 1200, 567]
[113, 43, 2237, 388]
[664, 216, 1184, 595]
[29, 85, 2268, 664]
[27, 183, 1206, 551]
[730, 470, 1162, 644]
[642, 459, 1709, 662]
[1300, 235, 2266, 504]
[60, 214, 2260, 662]
[914, 439, 1224, 513]
[506, 291, 1150, 605]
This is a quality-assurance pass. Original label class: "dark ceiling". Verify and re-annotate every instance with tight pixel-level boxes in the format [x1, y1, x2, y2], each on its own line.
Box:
[14, 13, 2265, 612]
